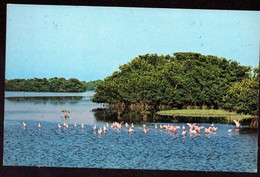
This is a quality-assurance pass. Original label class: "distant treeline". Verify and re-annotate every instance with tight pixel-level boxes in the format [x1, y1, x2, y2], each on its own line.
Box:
[82, 80, 102, 90]
[5, 77, 101, 92]
[92, 52, 259, 116]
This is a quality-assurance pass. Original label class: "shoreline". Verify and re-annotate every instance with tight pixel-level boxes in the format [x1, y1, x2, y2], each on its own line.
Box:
[156, 109, 257, 126]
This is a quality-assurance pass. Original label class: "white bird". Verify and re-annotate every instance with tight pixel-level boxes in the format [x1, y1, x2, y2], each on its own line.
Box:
[93, 125, 97, 131]
[58, 123, 62, 129]
[182, 125, 185, 130]
[228, 129, 232, 133]
[103, 125, 107, 132]
[233, 120, 240, 128]
[155, 124, 158, 130]
[65, 123, 69, 129]
[98, 128, 103, 135]
[74, 123, 77, 128]
[81, 123, 84, 129]
[23, 122, 27, 128]
[38, 123, 41, 129]
[131, 123, 134, 128]
[125, 123, 129, 128]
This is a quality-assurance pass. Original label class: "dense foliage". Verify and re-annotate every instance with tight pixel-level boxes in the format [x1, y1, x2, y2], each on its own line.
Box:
[222, 67, 259, 115]
[82, 80, 102, 90]
[5, 77, 85, 92]
[92, 52, 258, 115]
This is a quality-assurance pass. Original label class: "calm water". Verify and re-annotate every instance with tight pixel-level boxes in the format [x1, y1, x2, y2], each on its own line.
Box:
[3, 91, 258, 172]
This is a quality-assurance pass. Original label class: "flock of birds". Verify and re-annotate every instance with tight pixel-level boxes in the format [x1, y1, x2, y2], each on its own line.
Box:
[22, 119, 241, 136]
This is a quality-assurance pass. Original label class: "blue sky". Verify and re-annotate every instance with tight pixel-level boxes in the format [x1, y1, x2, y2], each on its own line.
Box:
[6, 5, 260, 81]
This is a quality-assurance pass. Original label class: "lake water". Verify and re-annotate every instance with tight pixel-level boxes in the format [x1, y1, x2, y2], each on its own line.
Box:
[3, 91, 258, 172]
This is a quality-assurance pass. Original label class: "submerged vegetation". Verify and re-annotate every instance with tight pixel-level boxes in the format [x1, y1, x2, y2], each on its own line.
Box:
[93, 52, 258, 117]
[5, 77, 101, 92]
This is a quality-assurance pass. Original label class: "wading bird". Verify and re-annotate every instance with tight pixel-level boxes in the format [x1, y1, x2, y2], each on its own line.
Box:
[38, 123, 41, 129]
[129, 127, 134, 133]
[204, 127, 211, 133]
[182, 130, 187, 136]
[175, 126, 181, 130]
[58, 123, 62, 129]
[190, 129, 197, 135]
[93, 125, 97, 131]
[103, 125, 107, 132]
[64, 123, 69, 129]
[160, 124, 163, 130]
[233, 120, 240, 128]
[140, 128, 152, 134]
[182, 125, 185, 130]
[81, 123, 84, 129]
[195, 126, 204, 133]
[187, 123, 196, 129]
[98, 128, 103, 136]
[211, 127, 218, 132]
[23, 122, 27, 128]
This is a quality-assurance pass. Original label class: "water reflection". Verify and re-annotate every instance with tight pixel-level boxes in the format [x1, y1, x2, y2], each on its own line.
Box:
[92, 108, 253, 125]
[5, 96, 83, 105]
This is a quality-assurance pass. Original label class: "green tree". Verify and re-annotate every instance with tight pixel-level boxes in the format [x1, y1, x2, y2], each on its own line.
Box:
[223, 67, 258, 115]
[93, 52, 253, 113]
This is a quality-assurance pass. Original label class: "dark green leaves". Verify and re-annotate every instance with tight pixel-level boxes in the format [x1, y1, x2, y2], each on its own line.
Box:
[92, 52, 256, 115]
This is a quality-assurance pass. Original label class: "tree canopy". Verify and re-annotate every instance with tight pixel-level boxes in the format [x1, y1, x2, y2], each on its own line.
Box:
[82, 80, 102, 90]
[5, 78, 102, 92]
[92, 52, 258, 115]
[5, 77, 85, 92]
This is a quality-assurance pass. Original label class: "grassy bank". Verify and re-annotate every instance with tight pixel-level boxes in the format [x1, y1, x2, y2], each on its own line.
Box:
[156, 109, 254, 123]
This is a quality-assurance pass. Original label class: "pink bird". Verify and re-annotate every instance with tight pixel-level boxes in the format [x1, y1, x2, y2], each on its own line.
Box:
[129, 127, 134, 133]
[187, 123, 196, 129]
[160, 124, 163, 130]
[204, 127, 211, 133]
[182, 130, 187, 136]
[140, 128, 152, 134]
[211, 127, 218, 132]
[190, 129, 197, 135]
[195, 126, 204, 133]
[175, 126, 181, 130]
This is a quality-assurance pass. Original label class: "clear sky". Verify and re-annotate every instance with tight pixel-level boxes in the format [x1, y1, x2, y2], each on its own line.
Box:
[6, 4, 260, 81]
